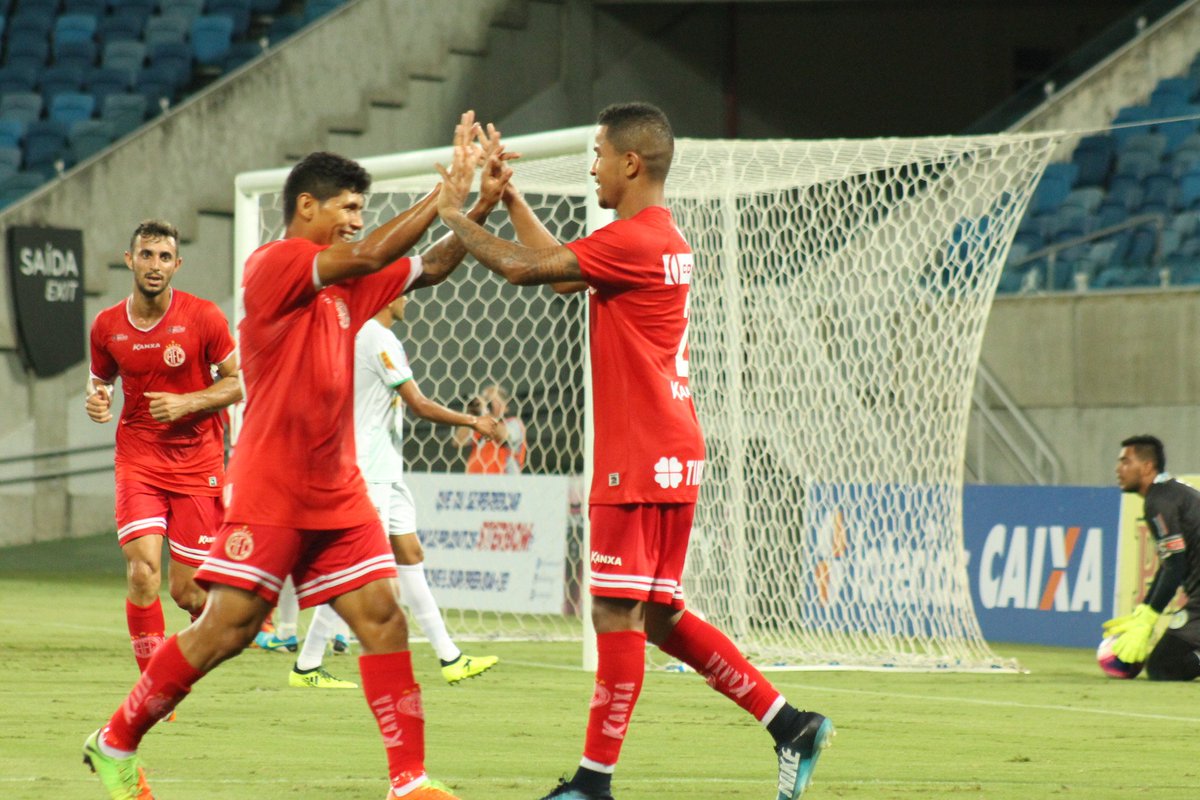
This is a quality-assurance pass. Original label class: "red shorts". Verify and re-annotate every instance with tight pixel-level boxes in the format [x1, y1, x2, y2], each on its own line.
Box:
[115, 479, 223, 567]
[192, 518, 398, 609]
[588, 503, 695, 609]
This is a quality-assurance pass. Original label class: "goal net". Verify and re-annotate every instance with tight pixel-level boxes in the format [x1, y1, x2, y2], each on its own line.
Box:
[234, 126, 1060, 671]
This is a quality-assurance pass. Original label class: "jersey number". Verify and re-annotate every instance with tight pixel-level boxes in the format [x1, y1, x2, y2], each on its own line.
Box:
[675, 287, 691, 378]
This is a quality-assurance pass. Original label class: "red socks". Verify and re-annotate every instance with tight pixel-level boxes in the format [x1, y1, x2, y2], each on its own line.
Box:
[125, 598, 165, 674]
[582, 630, 647, 769]
[359, 651, 425, 786]
[659, 610, 781, 721]
[105, 635, 203, 752]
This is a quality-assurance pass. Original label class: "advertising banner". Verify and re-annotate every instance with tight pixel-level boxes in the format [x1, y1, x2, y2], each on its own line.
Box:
[7, 226, 84, 377]
[406, 472, 568, 614]
[963, 485, 1122, 647]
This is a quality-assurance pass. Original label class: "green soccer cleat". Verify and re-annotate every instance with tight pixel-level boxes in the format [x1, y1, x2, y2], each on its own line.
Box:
[775, 712, 835, 800]
[288, 664, 358, 689]
[440, 653, 499, 685]
[82, 729, 154, 799]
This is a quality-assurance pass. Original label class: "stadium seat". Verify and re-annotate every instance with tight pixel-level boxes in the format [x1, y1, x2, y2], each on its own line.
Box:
[96, 13, 144, 45]
[144, 15, 190, 46]
[191, 14, 235, 66]
[8, 9, 55, 40]
[54, 13, 99, 45]
[1071, 134, 1115, 188]
[304, 0, 347, 23]
[102, 39, 146, 77]
[4, 36, 50, 72]
[0, 170, 48, 207]
[1112, 105, 1153, 148]
[1150, 77, 1192, 110]
[1048, 205, 1090, 242]
[53, 39, 98, 72]
[100, 92, 146, 138]
[1119, 131, 1167, 160]
[0, 117, 26, 147]
[1114, 149, 1158, 181]
[134, 72, 174, 113]
[1180, 166, 1200, 209]
[1095, 201, 1129, 231]
[266, 13, 302, 45]
[1029, 164, 1074, 215]
[39, 65, 85, 104]
[1124, 225, 1159, 267]
[108, 0, 157, 17]
[1106, 175, 1144, 210]
[0, 65, 38, 94]
[208, 0, 252, 36]
[1169, 209, 1200, 239]
[0, 145, 21, 180]
[160, 0, 205, 25]
[84, 65, 133, 105]
[1143, 172, 1178, 211]
[67, 118, 113, 162]
[1060, 186, 1104, 214]
[49, 92, 96, 126]
[23, 119, 71, 173]
[63, 0, 107, 14]
[0, 91, 43, 124]
[147, 41, 193, 88]
[223, 39, 263, 71]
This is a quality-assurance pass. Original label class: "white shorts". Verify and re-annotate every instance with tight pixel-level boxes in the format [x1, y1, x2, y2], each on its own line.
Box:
[367, 480, 417, 536]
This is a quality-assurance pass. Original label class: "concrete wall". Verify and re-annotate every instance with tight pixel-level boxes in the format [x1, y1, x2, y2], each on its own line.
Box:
[974, 288, 1200, 487]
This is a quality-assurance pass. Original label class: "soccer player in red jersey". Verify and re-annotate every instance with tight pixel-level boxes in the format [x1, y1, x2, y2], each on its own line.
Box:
[83, 112, 511, 800]
[86, 219, 241, 680]
[437, 104, 834, 800]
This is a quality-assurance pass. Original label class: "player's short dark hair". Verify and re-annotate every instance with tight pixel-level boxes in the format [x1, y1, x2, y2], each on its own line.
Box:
[283, 151, 371, 224]
[129, 219, 179, 253]
[597, 102, 674, 182]
[1122, 434, 1166, 472]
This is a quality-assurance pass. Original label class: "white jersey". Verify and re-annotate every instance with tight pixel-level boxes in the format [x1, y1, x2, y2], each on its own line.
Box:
[353, 318, 413, 483]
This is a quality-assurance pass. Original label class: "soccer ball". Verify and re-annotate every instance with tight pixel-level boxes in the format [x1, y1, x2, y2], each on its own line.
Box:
[1096, 635, 1143, 679]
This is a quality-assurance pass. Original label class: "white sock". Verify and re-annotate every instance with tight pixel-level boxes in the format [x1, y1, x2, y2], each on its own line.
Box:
[397, 563, 460, 663]
[275, 578, 299, 639]
[296, 603, 341, 671]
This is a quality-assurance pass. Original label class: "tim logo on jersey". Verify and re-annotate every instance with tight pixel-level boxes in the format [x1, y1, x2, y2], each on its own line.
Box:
[663, 253, 693, 285]
[653, 456, 704, 489]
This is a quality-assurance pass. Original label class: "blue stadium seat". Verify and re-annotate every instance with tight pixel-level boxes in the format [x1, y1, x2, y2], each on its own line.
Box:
[1169, 209, 1200, 239]
[147, 41, 193, 88]
[1071, 134, 1115, 188]
[267, 13, 303, 45]
[1106, 175, 1144, 210]
[0, 91, 43, 124]
[49, 92, 95, 126]
[4, 36, 50, 72]
[222, 39, 263, 71]
[1151, 77, 1193, 110]
[84, 65, 133, 105]
[100, 92, 146, 137]
[0, 64, 38, 94]
[1124, 225, 1159, 267]
[160, 0, 205, 24]
[1179, 166, 1200, 210]
[1143, 172, 1178, 210]
[23, 119, 71, 173]
[97, 13, 144, 44]
[0, 170, 48, 206]
[1048, 205, 1090, 242]
[1029, 164, 1075, 214]
[191, 14, 234, 66]
[144, 15, 190, 46]
[0, 117, 26, 147]
[1060, 186, 1104, 214]
[1096, 201, 1130, 230]
[63, 0, 107, 14]
[8, 9, 55, 40]
[1119, 131, 1167, 160]
[0, 145, 21, 180]
[102, 39, 146, 77]
[208, 0, 252, 36]
[134, 72, 175, 113]
[40, 64, 86, 99]
[1112, 105, 1153, 149]
[1114, 149, 1158, 181]
[67, 118, 113, 162]
[54, 13, 99, 45]
[108, 0, 157, 17]
[53, 39, 98, 72]
[304, 0, 346, 23]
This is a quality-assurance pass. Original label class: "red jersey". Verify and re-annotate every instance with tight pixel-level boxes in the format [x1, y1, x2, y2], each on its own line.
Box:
[226, 237, 423, 529]
[565, 205, 705, 504]
[89, 290, 236, 495]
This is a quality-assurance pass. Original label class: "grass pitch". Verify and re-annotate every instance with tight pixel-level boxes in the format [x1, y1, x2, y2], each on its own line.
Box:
[0, 533, 1194, 800]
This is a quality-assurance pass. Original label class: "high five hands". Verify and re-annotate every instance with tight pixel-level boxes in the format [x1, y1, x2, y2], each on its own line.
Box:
[435, 110, 519, 218]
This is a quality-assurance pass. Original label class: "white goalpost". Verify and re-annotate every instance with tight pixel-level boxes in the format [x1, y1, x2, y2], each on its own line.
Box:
[234, 125, 1061, 672]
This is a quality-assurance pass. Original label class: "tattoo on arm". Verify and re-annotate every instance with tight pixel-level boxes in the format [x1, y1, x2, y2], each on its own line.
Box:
[445, 211, 582, 286]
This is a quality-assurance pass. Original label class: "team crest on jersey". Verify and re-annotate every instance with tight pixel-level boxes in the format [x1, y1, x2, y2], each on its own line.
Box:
[224, 526, 254, 561]
[162, 341, 186, 367]
[167, 325, 186, 334]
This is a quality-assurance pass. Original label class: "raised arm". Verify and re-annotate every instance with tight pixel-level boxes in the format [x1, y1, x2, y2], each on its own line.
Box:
[315, 185, 441, 286]
[144, 354, 242, 423]
[503, 184, 588, 294]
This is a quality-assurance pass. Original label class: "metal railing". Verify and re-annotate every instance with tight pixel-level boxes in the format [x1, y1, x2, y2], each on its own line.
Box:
[969, 362, 1062, 485]
[1009, 212, 1167, 292]
[0, 443, 114, 486]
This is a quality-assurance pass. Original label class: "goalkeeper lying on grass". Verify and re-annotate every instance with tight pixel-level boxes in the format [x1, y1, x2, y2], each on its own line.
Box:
[1109, 435, 1200, 680]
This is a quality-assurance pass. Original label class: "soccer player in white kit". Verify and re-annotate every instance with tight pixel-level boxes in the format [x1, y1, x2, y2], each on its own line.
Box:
[288, 293, 503, 688]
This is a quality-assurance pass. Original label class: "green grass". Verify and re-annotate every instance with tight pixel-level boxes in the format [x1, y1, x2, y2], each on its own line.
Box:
[1, 533, 1195, 800]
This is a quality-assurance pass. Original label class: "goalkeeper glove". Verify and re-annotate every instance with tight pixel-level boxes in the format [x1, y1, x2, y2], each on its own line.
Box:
[1109, 604, 1160, 663]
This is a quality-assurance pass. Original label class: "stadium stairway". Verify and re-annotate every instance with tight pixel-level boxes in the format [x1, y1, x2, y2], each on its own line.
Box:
[0, 0, 575, 546]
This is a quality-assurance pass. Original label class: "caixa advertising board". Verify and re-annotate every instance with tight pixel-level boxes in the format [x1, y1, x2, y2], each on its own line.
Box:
[962, 485, 1122, 647]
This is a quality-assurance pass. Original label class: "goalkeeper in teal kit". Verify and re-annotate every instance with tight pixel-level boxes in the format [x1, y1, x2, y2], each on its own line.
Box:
[1108, 435, 1200, 680]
